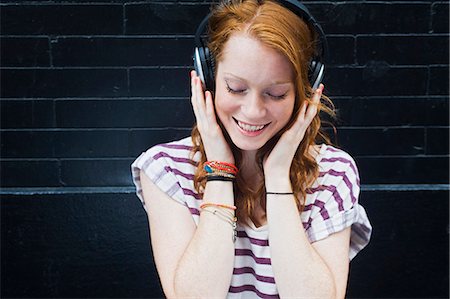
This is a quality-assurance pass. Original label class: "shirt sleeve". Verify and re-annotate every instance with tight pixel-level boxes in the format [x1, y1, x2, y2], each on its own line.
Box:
[303, 149, 372, 260]
[130, 146, 187, 213]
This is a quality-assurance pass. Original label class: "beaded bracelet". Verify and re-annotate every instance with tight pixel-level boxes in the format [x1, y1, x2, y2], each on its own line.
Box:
[204, 161, 238, 176]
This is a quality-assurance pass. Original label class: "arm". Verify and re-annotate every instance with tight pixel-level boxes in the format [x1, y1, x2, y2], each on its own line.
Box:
[264, 84, 350, 298]
[265, 181, 350, 298]
[140, 72, 237, 298]
[140, 171, 235, 298]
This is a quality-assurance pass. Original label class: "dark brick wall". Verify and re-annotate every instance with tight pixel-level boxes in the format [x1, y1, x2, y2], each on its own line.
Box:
[1, 0, 449, 298]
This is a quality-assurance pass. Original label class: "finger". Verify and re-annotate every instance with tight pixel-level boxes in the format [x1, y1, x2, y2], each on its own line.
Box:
[305, 83, 323, 120]
[204, 90, 216, 122]
[191, 72, 200, 120]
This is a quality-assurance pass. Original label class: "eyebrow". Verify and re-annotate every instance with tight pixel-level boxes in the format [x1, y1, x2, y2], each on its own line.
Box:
[223, 72, 292, 86]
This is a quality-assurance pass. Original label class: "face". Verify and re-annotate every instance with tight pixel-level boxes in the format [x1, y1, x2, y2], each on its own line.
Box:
[214, 32, 296, 153]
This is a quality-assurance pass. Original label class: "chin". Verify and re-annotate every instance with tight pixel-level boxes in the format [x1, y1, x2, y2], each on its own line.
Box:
[228, 134, 267, 152]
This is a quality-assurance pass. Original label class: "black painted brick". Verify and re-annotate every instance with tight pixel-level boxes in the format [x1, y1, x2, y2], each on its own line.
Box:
[337, 128, 425, 156]
[333, 97, 449, 127]
[0, 38, 50, 67]
[1, 160, 60, 187]
[55, 98, 194, 128]
[0, 5, 123, 35]
[1, 131, 55, 158]
[129, 68, 190, 97]
[1, 69, 128, 98]
[52, 37, 194, 67]
[429, 66, 450, 95]
[327, 36, 354, 65]
[125, 3, 210, 35]
[432, 3, 450, 33]
[55, 130, 130, 158]
[129, 128, 191, 157]
[357, 35, 449, 65]
[1, 100, 54, 129]
[312, 3, 430, 34]
[356, 156, 449, 184]
[2, 130, 132, 158]
[427, 127, 450, 155]
[60, 159, 133, 186]
[325, 66, 428, 96]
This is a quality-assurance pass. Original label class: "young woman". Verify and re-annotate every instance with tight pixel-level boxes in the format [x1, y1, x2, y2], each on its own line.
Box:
[131, 1, 371, 298]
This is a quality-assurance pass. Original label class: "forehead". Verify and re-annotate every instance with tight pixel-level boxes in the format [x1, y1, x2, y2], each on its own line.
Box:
[218, 32, 294, 84]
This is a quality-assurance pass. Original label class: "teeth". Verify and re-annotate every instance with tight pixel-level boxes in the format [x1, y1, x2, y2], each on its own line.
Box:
[237, 121, 265, 132]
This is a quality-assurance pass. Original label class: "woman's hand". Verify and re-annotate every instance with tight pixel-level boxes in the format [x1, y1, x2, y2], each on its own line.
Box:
[263, 84, 324, 179]
[190, 70, 234, 163]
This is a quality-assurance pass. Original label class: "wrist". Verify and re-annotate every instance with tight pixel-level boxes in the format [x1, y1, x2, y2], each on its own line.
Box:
[264, 176, 291, 191]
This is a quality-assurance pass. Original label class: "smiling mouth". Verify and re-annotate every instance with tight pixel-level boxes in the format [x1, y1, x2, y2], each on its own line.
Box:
[233, 117, 270, 132]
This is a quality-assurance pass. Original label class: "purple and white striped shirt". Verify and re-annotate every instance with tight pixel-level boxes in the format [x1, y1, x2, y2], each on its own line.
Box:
[131, 136, 372, 299]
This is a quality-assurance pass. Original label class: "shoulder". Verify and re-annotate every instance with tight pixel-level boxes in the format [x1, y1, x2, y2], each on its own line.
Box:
[315, 144, 360, 186]
[132, 136, 197, 171]
[131, 136, 200, 208]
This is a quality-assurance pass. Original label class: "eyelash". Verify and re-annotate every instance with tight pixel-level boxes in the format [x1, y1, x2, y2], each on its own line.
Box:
[226, 84, 287, 100]
[226, 85, 245, 94]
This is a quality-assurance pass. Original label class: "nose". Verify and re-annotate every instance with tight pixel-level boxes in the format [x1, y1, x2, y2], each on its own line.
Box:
[241, 92, 266, 120]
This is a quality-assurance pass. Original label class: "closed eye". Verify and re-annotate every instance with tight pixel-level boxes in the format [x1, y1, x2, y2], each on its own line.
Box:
[267, 93, 287, 100]
[226, 84, 246, 94]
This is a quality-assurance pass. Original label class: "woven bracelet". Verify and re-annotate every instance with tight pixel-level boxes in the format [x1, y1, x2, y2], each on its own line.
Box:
[206, 176, 234, 182]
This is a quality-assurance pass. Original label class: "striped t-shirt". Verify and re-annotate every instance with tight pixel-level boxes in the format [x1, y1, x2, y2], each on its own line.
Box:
[131, 136, 372, 299]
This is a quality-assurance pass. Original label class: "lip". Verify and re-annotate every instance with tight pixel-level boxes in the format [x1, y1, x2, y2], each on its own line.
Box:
[233, 117, 270, 137]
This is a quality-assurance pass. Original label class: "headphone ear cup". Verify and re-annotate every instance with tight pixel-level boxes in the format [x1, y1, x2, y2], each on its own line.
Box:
[204, 47, 215, 92]
[309, 59, 324, 90]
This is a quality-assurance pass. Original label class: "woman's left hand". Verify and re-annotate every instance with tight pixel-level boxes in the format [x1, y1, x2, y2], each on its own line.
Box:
[263, 84, 324, 178]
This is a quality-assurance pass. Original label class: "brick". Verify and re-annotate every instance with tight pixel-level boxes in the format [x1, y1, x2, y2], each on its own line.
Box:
[52, 37, 194, 67]
[0, 38, 50, 67]
[332, 97, 449, 127]
[327, 36, 354, 65]
[1, 5, 122, 35]
[336, 128, 425, 156]
[1, 69, 127, 98]
[55, 130, 129, 158]
[125, 3, 210, 35]
[0, 100, 54, 129]
[429, 66, 449, 95]
[432, 3, 449, 33]
[1, 160, 60, 187]
[129, 68, 190, 97]
[55, 98, 194, 128]
[356, 156, 449, 184]
[357, 35, 449, 65]
[60, 159, 133, 186]
[325, 66, 428, 96]
[1, 131, 55, 158]
[311, 3, 430, 34]
[129, 128, 191, 156]
[427, 127, 449, 155]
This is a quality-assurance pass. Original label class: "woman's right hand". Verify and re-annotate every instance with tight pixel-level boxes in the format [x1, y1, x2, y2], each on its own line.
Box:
[190, 70, 234, 163]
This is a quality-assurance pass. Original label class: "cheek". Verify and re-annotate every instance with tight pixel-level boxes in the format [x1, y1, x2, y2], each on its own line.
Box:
[214, 95, 237, 120]
[271, 100, 295, 125]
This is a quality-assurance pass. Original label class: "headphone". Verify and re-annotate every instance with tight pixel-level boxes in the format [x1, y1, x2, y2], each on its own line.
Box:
[193, 0, 329, 92]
